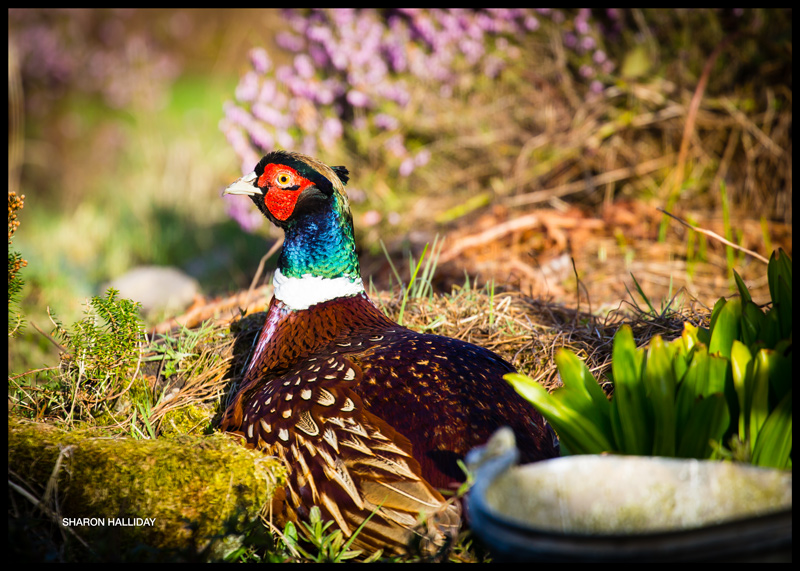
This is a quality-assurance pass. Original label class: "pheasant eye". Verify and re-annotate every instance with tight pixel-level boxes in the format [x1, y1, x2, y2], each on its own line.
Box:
[276, 172, 293, 187]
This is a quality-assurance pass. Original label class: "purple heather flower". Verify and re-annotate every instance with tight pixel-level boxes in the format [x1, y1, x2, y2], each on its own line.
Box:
[294, 54, 316, 79]
[377, 81, 410, 106]
[352, 116, 368, 132]
[374, 113, 399, 131]
[398, 156, 415, 177]
[580, 35, 596, 51]
[223, 101, 252, 128]
[252, 103, 287, 129]
[217, 8, 622, 234]
[329, 48, 348, 71]
[330, 7, 356, 28]
[414, 148, 431, 167]
[307, 24, 332, 44]
[385, 134, 407, 158]
[364, 59, 388, 85]
[225, 194, 264, 233]
[248, 123, 275, 152]
[383, 41, 408, 73]
[411, 15, 438, 49]
[276, 31, 304, 52]
[362, 210, 382, 227]
[309, 44, 330, 68]
[315, 84, 335, 105]
[575, 9, 591, 35]
[300, 134, 317, 156]
[276, 129, 295, 150]
[483, 54, 505, 79]
[346, 89, 370, 108]
[476, 12, 498, 33]
[459, 38, 485, 65]
[249, 47, 271, 74]
[347, 187, 366, 203]
[320, 116, 343, 147]
[286, 75, 317, 100]
[593, 49, 607, 64]
[524, 16, 540, 31]
[257, 78, 276, 102]
[235, 71, 260, 102]
[221, 119, 259, 168]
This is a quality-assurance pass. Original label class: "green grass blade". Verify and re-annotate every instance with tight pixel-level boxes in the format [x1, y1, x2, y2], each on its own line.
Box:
[379, 239, 403, 290]
[630, 272, 657, 315]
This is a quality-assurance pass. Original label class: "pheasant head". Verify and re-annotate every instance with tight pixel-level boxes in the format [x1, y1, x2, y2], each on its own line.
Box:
[224, 150, 363, 309]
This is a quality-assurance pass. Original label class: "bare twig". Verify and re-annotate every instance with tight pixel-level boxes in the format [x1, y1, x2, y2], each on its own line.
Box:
[506, 154, 675, 208]
[246, 237, 284, 308]
[657, 208, 769, 264]
[671, 31, 741, 201]
[30, 321, 67, 352]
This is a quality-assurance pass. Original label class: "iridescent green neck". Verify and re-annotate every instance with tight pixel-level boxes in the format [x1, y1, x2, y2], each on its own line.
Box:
[278, 193, 360, 281]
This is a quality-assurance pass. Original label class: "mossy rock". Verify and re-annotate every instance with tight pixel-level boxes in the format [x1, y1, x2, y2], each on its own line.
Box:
[8, 417, 286, 561]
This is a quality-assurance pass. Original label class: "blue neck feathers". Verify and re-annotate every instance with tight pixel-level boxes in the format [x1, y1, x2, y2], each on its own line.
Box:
[278, 193, 361, 282]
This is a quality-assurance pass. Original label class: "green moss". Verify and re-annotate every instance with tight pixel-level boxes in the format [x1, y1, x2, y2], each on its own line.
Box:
[159, 404, 217, 437]
[8, 417, 286, 561]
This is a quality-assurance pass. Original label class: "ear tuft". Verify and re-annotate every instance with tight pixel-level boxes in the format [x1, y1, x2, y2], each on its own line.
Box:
[331, 166, 349, 186]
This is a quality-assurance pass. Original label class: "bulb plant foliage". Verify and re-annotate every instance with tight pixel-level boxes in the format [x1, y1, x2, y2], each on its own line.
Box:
[507, 249, 792, 469]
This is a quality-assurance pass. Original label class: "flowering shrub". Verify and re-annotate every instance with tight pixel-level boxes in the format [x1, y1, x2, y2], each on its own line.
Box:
[9, 9, 182, 113]
[220, 8, 618, 232]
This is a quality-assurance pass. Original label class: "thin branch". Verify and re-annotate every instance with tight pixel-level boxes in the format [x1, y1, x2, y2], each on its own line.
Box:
[506, 154, 675, 208]
[30, 320, 67, 352]
[671, 31, 742, 200]
[246, 237, 284, 309]
[657, 208, 769, 264]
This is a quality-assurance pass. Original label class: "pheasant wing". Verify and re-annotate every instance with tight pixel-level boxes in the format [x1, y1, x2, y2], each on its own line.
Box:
[225, 353, 460, 554]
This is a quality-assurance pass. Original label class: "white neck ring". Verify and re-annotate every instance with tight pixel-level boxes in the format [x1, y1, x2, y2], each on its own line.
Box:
[272, 268, 365, 310]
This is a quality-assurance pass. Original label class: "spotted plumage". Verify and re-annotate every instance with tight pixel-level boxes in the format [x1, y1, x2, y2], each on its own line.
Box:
[222, 151, 558, 555]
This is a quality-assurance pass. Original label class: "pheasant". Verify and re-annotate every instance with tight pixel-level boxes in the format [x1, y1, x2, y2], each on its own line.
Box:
[221, 150, 558, 555]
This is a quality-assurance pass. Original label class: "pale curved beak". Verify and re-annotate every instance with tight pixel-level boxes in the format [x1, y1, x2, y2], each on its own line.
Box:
[223, 171, 261, 196]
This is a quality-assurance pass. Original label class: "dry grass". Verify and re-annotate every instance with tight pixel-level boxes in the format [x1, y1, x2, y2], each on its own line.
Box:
[141, 270, 713, 427]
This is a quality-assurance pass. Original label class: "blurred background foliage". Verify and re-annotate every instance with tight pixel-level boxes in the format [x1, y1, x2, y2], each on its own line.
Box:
[8, 9, 792, 375]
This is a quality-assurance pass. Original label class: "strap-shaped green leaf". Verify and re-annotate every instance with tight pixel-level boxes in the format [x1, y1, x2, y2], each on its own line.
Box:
[752, 389, 792, 469]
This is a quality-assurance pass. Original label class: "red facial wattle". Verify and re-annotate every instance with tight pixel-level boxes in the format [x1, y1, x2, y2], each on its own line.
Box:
[258, 164, 313, 221]
[264, 187, 301, 221]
